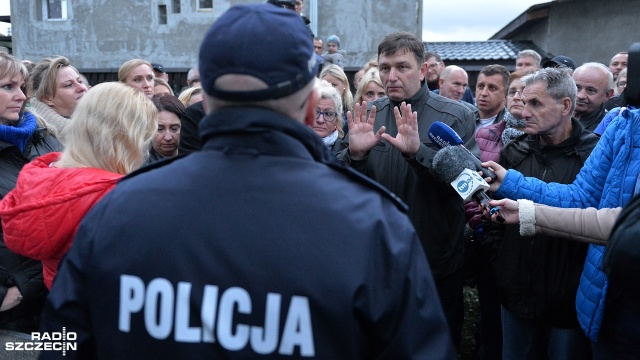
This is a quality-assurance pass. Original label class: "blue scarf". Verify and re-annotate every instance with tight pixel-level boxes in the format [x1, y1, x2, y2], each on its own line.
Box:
[0, 111, 38, 153]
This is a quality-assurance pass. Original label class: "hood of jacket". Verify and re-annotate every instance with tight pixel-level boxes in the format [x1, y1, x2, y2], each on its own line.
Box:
[0, 152, 122, 261]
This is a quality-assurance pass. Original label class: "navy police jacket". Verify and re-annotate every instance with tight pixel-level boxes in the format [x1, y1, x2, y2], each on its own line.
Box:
[41, 107, 455, 359]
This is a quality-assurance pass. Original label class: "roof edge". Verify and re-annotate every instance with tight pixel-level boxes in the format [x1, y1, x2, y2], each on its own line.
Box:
[490, 1, 554, 40]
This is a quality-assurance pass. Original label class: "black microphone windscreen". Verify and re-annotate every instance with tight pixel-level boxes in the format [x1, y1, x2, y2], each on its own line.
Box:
[432, 146, 476, 183]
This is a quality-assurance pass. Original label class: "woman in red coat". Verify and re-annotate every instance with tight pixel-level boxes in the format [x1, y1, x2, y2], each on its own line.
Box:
[0, 81, 157, 289]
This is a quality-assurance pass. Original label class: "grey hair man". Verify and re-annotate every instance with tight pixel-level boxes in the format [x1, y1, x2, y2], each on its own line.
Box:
[487, 67, 599, 359]
[186, 67, 200, 87]
[572, 62, 614, 131]
[516, 49, 541, 70]
[40, 4, 454, 359]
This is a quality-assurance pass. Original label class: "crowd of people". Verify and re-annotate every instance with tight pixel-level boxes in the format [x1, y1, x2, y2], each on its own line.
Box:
[0, 1, 638, 359]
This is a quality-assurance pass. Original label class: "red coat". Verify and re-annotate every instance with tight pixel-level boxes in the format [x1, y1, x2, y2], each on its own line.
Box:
[0, 152, 121, 289]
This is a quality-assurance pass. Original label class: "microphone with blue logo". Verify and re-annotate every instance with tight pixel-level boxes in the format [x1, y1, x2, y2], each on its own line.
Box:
[427, 121, 497, 183]
[432, 146, 505, 222]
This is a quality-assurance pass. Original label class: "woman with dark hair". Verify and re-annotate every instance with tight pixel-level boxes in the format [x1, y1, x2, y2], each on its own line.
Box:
[148, 94, 185, 163]
[0, 52, 61, 333]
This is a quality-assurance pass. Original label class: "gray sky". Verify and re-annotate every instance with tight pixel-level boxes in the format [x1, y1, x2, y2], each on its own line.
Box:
[423, 0, 546, 41]
[0, 1, 548, 40]
[0, 1, 9, 35]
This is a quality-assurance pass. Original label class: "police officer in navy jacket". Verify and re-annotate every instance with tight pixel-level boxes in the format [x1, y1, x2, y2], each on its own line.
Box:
[40, 4, 454, 359]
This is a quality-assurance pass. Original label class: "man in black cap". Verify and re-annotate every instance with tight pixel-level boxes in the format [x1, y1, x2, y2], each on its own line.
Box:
[40, 4, 454, 359]
[151, 62, 169, 82]
[543, 55, 577, 74]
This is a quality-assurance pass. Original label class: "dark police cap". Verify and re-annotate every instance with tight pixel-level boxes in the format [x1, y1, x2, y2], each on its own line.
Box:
[198, 4, 318, 102]
[543, 55, 577, 71]
[267, 0, 296, 9]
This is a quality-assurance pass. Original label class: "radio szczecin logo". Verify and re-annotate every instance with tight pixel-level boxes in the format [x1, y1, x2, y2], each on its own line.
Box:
[5, 327, 77, 356]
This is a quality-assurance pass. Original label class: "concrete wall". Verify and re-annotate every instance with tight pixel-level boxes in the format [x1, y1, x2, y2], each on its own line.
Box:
[504, 0, 639, 66]
[314, 1, 422, 69]
[545, 0, 636, 66]
[11, 0, 421, 72]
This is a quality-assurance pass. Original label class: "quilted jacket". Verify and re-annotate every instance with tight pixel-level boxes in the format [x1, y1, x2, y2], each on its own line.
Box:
[0, 152, 121, 289]
[495, 108, 640, 340]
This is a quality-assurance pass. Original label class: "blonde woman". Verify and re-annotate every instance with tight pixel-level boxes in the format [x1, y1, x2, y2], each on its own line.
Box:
[153, 78, 174, 96]
[354, 68, 386, 105]
[320, 64, 354, 115]
[27, 56, 88, 133]
[0, 82, 157, 290]
[118, 59, 155, 99]
[178, 86, 203, 107]
[311, 80, 344, 155]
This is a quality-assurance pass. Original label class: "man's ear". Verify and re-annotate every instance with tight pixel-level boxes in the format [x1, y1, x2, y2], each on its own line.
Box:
[604, 88, 614, 102]
[419, 62, 428, 82]
[304, 89, 318, 126]
[562, 97, 573, 116]
[439, 78, 445, 88]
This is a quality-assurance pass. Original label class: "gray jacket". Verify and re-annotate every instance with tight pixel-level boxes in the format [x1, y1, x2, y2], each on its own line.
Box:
[339, 85, 477, 278]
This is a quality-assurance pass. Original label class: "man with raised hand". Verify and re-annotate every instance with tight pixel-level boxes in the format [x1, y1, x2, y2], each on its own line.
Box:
[339, 31, 476, 347]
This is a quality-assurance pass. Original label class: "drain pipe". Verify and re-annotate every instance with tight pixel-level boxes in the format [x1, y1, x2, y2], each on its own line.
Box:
[309, 0, 318, 37]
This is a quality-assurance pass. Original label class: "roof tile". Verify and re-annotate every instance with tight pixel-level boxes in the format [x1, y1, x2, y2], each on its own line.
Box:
[425, 40, 550, 62]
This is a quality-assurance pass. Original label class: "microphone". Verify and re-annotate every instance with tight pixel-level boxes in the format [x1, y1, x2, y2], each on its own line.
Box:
[427, 121, 497, 182]
[432, 146, 504, 222]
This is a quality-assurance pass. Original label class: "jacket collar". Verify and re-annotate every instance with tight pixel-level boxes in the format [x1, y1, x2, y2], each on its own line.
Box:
[389, 84, 429, 107]
[524, 118, 586, 151]
[578, 104, 605, 130]
[199, 107, 333, 163]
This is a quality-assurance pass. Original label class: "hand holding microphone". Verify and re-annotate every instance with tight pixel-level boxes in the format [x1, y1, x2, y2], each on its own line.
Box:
[427, 121, 497, 183]
[432, 146, 505, 222]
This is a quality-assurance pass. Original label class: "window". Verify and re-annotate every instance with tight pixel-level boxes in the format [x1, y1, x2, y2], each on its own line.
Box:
[44, 0, 68, 20]
[172, 0, 181, 13]
[198, 0, 213, 11]
[158, 5, 167, 25]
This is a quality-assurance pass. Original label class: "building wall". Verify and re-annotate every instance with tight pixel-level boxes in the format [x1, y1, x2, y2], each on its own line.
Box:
[545, 0, 635, 65]
[11, 0, 421, 73]
[315, 1, 423, 70]
[503, 0, 639, 66]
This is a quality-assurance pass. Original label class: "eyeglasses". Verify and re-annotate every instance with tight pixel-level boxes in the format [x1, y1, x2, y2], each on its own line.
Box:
[427, 62, 441, 70]
[507, 89, 523, 97]
[617, 81, 627, 88]
[315, 109, 337, 122]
